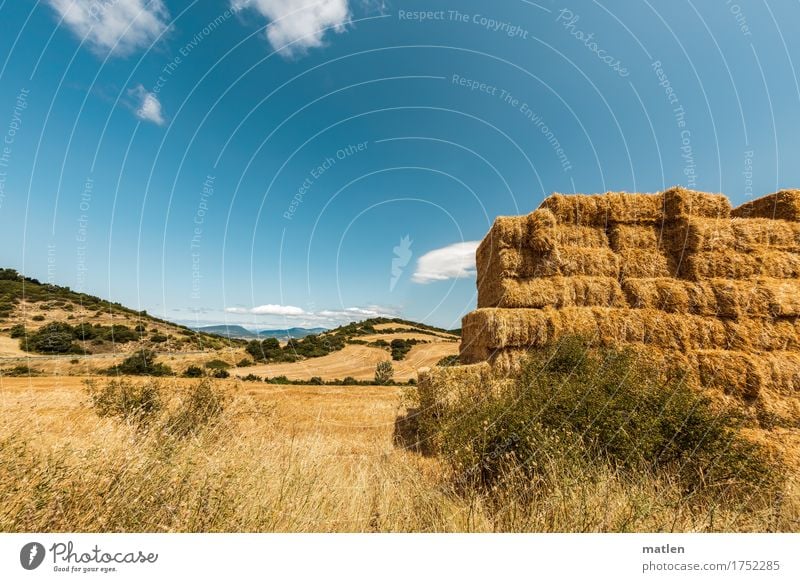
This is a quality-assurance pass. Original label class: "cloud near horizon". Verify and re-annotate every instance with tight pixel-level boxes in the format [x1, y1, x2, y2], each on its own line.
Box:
[224, 303, 399, 324]
[47, 0, 170, 56]
[226, 304, 306, 316]
[412, 241, 480, 283]
[128, 84, 165, 125]
[232, 0, 351, 57]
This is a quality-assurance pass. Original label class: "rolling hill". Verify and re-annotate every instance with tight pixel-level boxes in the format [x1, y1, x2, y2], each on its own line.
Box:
[195, 325, 328, 340]
[0, 268, 460, 382]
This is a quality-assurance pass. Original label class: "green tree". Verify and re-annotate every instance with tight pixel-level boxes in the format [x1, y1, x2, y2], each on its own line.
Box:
[375, 360, 394, 385]
[107, 349, 173, 376]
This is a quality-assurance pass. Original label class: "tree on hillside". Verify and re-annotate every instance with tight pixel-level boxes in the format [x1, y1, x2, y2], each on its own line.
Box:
[375, 360, 394, 385]
[106, 349, 173, 376]
[245, 337, 281, 362]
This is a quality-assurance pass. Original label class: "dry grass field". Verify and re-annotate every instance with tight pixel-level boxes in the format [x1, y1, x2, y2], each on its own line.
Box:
[1, 372, 798, 532]
[1, 265, 797, 533]
[240, 342, 458, 381]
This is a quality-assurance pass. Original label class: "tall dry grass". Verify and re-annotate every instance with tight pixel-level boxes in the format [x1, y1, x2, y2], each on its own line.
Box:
[0, 376, 798, 532]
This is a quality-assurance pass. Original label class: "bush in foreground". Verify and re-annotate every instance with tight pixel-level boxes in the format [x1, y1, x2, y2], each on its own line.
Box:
[375, 361, 394, 385]
[85, 378, 163, 426]
[86, 377, 228, 439]
[418, 336, 783, 501]
[106, 349, 173, 376]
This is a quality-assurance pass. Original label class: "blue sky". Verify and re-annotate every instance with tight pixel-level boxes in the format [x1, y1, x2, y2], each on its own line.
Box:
[1, 0, 799, 330]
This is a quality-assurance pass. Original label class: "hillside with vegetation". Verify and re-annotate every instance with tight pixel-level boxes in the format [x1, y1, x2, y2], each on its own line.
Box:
[0, 268, 238, 356]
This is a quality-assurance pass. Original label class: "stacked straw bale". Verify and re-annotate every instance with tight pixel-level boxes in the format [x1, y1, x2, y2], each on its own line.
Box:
[460, 187, 800, 418]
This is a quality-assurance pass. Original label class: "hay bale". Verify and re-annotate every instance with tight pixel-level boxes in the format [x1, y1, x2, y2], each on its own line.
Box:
[525, 209, 557, 251]
[663, 187, 731, 219]
[556, 247, 620, 277]
[477, 246, 621, 281]
[763, 279, 800, 316]
[732, 190, 800, 221]
[622, 278, 800, 318]
[557, 225, 609, 247]
[753, 351, 800, 396]
[461, 307, 732, 352]
[608, 224, 664, 251]
[463, 307, 800, 353]
[680, 250, 800, 280]
[622, 278, 716, 314]
[666, 218, 735, 254]
[621, 277, 797, 318]
[617, 250, 674, 279]
[696, 350, 761, 400]
[478, 276, 627, 309]
[477, 209, 557, 254]
[723, 318, 800, 351]
[667, 217, 800, 254]
[540, 192, 664, 225]
[731, 219, 800, 251]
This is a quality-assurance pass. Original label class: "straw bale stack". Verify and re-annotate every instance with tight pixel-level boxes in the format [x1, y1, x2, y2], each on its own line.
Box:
[732, 190, 800, 221]
[458, 188, 800, 421]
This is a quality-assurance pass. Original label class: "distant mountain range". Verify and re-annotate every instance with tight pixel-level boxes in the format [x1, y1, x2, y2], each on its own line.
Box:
[195, 325, 328, 340]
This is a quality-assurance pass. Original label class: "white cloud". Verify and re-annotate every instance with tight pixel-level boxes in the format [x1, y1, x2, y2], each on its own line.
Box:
[412, 241, 480, 284]
[47, 0, 170, 56]
[128, 84, 165, 125]
[223, 303, 399, 325]
[226, 304, 306, 316]
[232, 0, 351, 57]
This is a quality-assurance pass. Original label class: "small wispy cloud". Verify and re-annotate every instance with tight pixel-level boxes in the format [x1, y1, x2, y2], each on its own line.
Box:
[128, 84, 165, 125]
[47, 0, 170, 57]
[412, 241, 480, 284]
[232, 0, 351, 57]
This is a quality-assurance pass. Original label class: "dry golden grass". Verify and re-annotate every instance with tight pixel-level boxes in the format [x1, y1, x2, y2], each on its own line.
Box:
[1, 375, 798, 532]
[238, 343, 459, 381]
[356, 332, 456, 343]
[0, 335, 25, 357]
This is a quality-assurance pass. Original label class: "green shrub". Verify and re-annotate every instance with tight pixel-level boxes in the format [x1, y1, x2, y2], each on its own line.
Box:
[375, 361, 394, 385]
[436, 355, 460, 367]
[21, 322, 80, 354]
[266, 375, 290, 385]
[237, 358, 253, 367]
[73, 322, 97, 341]
[240, 373, 262, 382]
[309, 376, 323, 385]
[105, 325, 137, 343]
[424, 336, 782, 499]
[245, 338, 281, 362]
[106, 349, 173, 376]
[0, 365, 42, 377]
[150, 333, 168, 343]
[31, 314, 45, 321]
[204, 359, 231, 370]
[85, 378, 163, 425]
[211, 369, 230, 379]
[183, 365, 205, 378]
[9, 324, 25, 338]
